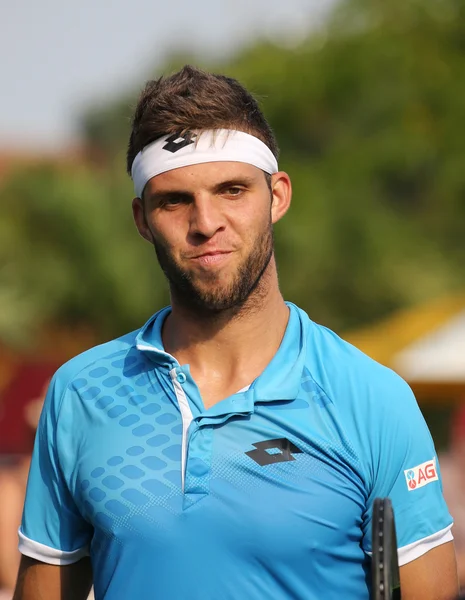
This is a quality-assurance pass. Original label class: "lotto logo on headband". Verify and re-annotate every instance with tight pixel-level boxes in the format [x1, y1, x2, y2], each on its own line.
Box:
[404, 458, 438, 491]
[162, 132, 197, 153]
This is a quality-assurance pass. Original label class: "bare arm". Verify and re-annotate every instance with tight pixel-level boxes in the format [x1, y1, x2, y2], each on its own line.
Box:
[0, 473, 23, 591]
[13, 555, 92, 600]
[456, 550, 465, 591]
[399, 541, 459, 600]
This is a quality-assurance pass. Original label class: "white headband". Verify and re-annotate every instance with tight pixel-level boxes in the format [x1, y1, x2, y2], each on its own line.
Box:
[131, 129, 278, 198]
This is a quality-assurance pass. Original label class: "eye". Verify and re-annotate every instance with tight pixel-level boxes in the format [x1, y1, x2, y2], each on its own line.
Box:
[158, 194, 190, 208]
[224, 186, 244, 196]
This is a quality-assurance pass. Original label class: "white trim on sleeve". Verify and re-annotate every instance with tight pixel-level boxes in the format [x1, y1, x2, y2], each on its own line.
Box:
[18, 529, 89, 566]
[397, 524, 454, 566]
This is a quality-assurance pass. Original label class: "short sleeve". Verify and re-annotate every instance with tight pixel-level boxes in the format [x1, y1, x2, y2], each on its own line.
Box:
[19, 372, 93, 565]
[360, 372, 453, 565]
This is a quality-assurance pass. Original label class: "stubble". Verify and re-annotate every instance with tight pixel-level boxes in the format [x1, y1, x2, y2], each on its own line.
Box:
[153, 221, 274, 318]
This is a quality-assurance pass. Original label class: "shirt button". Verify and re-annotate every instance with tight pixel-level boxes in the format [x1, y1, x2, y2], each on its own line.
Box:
[177, 372, 187, 384]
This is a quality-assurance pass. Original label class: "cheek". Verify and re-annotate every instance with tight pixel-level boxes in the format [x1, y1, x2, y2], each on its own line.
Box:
[149, 216, 184, 250]
[245, 209, 272, 242]
[233, 200, 271, 235]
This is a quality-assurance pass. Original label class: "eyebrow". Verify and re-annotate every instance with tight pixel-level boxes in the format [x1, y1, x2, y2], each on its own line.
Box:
[212, 176, 256, 191]
[147, 176, 257, 203]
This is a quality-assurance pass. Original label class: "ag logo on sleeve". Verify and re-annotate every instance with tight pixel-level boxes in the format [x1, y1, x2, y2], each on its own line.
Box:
[404, 458, 438, 491]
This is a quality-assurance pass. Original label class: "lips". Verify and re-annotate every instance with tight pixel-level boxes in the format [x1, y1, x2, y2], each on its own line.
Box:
[191, 251, 231, 259]
[189, 251, 232, 266]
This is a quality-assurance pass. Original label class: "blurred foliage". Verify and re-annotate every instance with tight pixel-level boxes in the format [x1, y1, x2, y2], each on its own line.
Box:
[1, 0, 465, 346]
[0, 163, 168, 345]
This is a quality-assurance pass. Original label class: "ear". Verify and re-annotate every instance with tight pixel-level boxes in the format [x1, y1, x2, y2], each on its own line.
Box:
[270, 172, 292, 224]
[132, 197, 154, 243]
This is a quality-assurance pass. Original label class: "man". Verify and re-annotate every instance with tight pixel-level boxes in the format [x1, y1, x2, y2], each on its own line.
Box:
[14, 66, 458, 600]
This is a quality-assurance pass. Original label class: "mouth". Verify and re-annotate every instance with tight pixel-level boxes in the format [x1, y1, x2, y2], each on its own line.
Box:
[189, 251, 233, 267]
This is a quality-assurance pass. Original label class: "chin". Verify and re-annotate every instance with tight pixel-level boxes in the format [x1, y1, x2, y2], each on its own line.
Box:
[184, 284, 246, 313]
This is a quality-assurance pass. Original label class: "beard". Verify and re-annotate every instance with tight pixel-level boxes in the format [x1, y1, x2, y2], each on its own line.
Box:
[153, 223, 274, 316]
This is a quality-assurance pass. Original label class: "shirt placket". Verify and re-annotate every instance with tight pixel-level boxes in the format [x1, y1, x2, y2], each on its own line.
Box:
[168, 365, 255, 508]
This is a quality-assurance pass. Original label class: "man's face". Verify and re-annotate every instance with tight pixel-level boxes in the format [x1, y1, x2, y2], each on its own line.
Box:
[134, 162, 278, 314]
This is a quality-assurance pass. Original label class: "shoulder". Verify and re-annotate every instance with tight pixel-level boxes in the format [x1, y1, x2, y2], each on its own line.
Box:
[45, 329, 141, 412]
[298, 307, 416, 416]
[57, 329, 139, 379]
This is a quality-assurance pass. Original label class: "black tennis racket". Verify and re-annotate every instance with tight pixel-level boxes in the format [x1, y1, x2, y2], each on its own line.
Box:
[372, 497, 401, 600]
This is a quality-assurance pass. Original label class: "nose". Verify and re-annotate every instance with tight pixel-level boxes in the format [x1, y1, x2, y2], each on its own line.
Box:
[188, 192, 225, 239]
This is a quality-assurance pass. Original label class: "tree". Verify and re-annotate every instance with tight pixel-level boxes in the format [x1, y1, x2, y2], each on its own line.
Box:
[0, 161, 168, 345]
[2, 0, 465, 345]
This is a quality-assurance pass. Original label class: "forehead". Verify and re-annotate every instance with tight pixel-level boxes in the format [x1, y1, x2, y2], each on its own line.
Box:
[144, 161, 264, 195]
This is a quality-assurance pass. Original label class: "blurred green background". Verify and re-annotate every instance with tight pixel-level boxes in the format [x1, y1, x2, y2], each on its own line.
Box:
[2, 0, 464, 345]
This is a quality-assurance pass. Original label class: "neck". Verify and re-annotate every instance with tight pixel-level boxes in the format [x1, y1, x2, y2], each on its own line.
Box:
[162, 259, 289, 403]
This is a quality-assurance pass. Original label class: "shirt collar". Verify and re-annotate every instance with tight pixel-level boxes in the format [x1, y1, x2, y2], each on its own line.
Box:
[135, 302, 308, 403]
[251, 302, 307, 402]
[135, 306, 174, 366]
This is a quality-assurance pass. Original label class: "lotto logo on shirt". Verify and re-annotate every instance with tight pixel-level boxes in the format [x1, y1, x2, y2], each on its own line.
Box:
[404, 458, 438, 491]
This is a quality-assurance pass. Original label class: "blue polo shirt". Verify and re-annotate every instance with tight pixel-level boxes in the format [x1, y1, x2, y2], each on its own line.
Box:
[19, 303, 453, 599]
